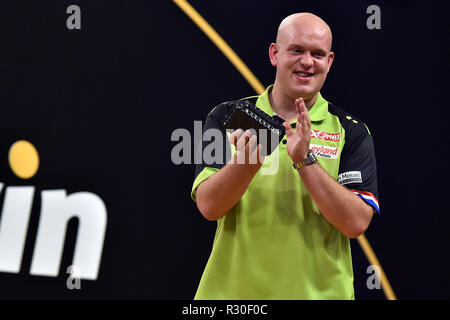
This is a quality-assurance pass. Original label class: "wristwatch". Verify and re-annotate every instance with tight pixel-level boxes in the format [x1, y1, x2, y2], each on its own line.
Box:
[293, 150, 317, 170]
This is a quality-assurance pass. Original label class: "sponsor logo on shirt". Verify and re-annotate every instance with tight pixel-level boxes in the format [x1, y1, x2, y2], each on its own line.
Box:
[310, 144, 339, 159]
[338, 171, 363, 185]
[311, 130, 341, 141]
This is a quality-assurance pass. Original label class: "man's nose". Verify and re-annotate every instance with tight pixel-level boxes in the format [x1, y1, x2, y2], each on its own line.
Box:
[300, 52, 313, 68]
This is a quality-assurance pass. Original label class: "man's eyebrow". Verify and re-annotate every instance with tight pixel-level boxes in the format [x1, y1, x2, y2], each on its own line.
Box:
[286, 44, 304, 49]
[313, 48, 328, 55]
[287, 44, 328, 54]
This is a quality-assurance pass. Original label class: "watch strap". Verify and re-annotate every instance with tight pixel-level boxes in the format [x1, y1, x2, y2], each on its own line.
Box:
[293, 150, 317, 170]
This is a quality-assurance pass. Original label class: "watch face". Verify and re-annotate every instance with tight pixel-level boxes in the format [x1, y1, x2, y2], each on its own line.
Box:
[308, 151, 317, 162]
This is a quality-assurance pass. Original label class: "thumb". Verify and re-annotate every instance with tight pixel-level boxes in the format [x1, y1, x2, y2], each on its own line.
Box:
[283, 122, 294, 138]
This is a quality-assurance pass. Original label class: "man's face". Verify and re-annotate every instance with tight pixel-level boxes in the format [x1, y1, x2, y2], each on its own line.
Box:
[270, 23, 334, 101]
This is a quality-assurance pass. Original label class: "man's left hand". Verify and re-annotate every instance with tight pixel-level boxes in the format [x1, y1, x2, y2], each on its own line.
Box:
[283, 97, 311, 164]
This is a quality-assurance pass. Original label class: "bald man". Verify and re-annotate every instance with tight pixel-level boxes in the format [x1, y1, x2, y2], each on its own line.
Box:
[191, 13, 379, 299]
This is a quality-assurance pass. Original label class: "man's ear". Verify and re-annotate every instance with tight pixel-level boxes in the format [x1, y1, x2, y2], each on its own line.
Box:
[327, 51, 334, 73]
[269, 43, 278, 67]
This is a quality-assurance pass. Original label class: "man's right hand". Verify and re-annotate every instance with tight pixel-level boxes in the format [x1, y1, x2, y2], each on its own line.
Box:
[228, 129, 265, 166]
[196, 129, 264, 221]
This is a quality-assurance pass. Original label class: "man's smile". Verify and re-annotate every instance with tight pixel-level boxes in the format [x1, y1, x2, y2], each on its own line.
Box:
[293, 71, 315, 80]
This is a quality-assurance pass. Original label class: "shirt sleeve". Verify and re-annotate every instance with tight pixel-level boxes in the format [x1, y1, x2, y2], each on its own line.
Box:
[338, 121, 380, 214]
[191, 102, 233, 202]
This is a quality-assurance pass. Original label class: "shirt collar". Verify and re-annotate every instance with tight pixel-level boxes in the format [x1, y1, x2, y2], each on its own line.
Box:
[256, 85, 329, 123]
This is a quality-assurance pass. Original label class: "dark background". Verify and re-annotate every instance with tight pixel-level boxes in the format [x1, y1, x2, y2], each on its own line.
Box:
[0, 0, 448, 299]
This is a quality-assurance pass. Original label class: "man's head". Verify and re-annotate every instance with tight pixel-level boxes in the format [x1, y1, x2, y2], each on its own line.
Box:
[269, 13, 334, 104]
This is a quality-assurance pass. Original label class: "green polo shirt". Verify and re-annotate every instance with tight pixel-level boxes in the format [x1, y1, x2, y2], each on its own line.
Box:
[191, 85, 379, 299]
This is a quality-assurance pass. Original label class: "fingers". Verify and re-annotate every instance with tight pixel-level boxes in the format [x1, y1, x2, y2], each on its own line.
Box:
[236, 129, 256, 151]
[228, 128, 244, 147]
[230, 129, 261, 165]
[247, 135, 259, 164]
[252, 143, 265, 165]
[295, 97, 307, 113]
[241, 134, 257, 156]
[295, 98, 311, 132]
[295, 98, 306, 123]
[283, 122, 293, 137]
